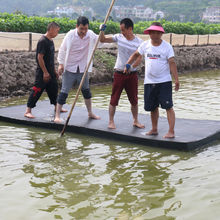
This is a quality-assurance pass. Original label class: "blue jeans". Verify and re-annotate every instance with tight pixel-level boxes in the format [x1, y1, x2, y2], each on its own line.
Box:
[57, 70, 92, 105]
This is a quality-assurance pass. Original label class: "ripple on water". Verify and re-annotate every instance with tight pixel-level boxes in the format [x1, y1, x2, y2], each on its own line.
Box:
[0, 70, 220, 219]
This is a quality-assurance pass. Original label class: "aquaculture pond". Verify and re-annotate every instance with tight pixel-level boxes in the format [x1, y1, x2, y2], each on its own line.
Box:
[0, 70, 219, 220]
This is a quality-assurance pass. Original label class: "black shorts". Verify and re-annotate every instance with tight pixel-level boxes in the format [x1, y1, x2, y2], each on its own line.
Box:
[144, 81, 173, 111]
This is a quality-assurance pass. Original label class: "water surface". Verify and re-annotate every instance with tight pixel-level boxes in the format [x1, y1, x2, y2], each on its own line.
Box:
[0, 70, 220, 220]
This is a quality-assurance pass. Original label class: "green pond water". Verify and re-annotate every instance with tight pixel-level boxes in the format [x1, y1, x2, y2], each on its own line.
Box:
[0, 70, 220, 220]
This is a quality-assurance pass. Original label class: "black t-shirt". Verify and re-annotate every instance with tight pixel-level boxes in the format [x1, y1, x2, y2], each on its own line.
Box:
[36, 35, 55, 77]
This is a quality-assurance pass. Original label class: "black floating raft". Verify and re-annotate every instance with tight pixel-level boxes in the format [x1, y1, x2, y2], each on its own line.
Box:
[0, 100, 219, 151]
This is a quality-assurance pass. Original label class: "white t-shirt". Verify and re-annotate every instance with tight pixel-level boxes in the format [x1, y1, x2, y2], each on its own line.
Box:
[112, 34, 143, 71]
[138, 40, 174, 84]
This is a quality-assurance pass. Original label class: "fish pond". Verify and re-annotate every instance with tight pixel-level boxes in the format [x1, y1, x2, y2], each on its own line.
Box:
[0, 70, 220, 220]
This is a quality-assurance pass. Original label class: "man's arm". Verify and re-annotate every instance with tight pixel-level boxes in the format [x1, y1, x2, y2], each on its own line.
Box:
[57, 31, 69, 73]
[38, 53, 50, 82]
[98, 24, 114, 43]
[58, 64, 64, 76]
[168, 57, 179, 91]
[54, 67, 59, 79]
[131, 53, 143, 68]
[128, 50, 142, 66]
[124, 50, 142, 73]
[100, 31, 114, 43]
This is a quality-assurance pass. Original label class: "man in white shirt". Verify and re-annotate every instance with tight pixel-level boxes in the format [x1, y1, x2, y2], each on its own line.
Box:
[54, 16, 100, 123]
[126, 22, 180, 138]
[100, 18, 145, 130]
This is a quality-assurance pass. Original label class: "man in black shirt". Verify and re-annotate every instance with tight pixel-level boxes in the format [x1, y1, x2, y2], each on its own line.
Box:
[25, 22, 64, 118]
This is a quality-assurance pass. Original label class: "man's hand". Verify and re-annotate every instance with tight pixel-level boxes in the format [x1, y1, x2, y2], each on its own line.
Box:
[175, 80, 180, 91]
[99, 24, 107, 32]
[123, 63, 132, 74]
[43, 72, 51, 83]
[55, 72, 59, 79]
[58, 64, 64, 76]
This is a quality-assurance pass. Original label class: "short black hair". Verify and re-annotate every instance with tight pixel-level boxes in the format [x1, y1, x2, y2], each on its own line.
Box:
[47, 22, 60, 31]
[120, 18, 134, 30]
[77, 16, 89, 26]
[151, 22, 163, 27]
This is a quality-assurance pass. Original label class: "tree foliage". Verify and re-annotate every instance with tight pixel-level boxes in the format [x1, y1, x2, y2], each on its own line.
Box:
[0, 0, 220, 22]
[1, 13, 220, 34]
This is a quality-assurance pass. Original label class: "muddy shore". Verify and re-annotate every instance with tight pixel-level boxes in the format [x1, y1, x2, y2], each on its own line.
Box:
[0, 45, 220, 99]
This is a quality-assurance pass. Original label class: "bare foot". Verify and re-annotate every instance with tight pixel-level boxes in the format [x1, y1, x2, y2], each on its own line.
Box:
[54, 118, 63, 123]
[24, 112, 35, 119]
[108, 121, 116, 129]
[163, 132, 175, 138]
[88, 113, 101, 120]
[133, 122, 145, 129]
[61, 108, 68, 113]
[146, 130, 158, 136]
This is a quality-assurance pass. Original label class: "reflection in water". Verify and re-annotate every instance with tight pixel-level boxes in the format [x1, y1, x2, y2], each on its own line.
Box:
[1, 124, 219, 220]
[13, 127, 188, 220]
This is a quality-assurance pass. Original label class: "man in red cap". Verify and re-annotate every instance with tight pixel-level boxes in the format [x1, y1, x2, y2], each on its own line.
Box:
[125, 22, 180, 138]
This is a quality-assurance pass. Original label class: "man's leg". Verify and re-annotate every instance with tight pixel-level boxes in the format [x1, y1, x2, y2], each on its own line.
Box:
[24, 107, 35, 118]
[131, 105, 145, 128]
[108, 104, 116, 129]
[54, 92, 68, 123]
[46, 79, 67, 113]
[164, 108, 175, 138]
[108, 72, 124, 129]
[54, 103, 63, 123]
[159, 81, 174, 138]
[79, 72, 100, 119]
[84, 98, 100, 119]
[144, 83, 159, 135]
[146, 107, 159, 135]
[54, 70, 73, 123]
[125, 73, 144, 128]
[25, 83, 44, 119]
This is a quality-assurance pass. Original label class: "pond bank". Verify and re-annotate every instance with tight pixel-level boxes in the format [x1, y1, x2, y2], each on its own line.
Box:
[0, 44, 220, 99]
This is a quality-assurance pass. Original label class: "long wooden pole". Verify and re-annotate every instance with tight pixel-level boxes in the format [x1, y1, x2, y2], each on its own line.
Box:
[60, 0, 116, 136]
